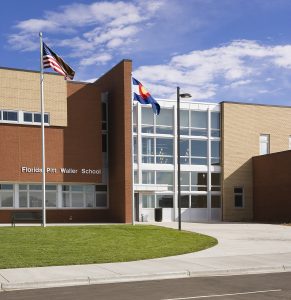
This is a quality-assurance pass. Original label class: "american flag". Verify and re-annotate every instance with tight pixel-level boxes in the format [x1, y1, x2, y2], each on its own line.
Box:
[42, 42, 75, 80]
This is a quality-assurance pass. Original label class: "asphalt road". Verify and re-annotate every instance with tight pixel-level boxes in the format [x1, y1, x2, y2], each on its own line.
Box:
[1, 272, 291, 300]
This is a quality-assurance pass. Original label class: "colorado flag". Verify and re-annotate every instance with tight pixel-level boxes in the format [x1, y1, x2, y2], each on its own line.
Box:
[132, 77, 160, 115]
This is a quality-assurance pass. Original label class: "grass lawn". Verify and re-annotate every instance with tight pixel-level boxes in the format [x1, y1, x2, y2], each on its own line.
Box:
[0, 225, 217, 269]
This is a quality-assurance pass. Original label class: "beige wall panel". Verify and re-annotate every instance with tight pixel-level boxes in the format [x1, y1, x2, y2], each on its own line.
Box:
[0, 68, 67, 126]
[222, 102, 291, 221]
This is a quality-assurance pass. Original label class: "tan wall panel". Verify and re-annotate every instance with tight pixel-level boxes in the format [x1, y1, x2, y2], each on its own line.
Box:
[0, 68, 67, 126]
[222, 102, 291, 221]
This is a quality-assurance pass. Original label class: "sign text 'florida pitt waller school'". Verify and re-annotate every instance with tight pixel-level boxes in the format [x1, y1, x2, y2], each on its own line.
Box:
[21, 166, 101, 175]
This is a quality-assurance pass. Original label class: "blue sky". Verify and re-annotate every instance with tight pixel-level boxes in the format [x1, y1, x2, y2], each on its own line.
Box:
[2, 0, 291, 105]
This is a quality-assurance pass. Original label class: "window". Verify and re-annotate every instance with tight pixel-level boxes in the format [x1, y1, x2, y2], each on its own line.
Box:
[191, 195, 207, 208]
[157, 195, 173, 208]
[134, 171, 138, 184]
[234, 187, 244, 208]
[191, 140, 207, 165]
[156, 108, 173, 134]
[133, 105, 137, 133]
[24, 112, 33, 122]
[33, 113, 49, 123]
[95, 186, 107, 208]
[23, 112, 49, 124]
[142, 107, 154, 133]
[181, 172, 190, 191]
[45, 185, 57, 207]
[3, 110, 18, 122]
[156, 138, 173, 164]
[0, 184, 13, 207]
[180, 139, 190, 164]
[211, 173, 221, 191]
[191, 111, 208, 136]
[0, 111, 49, 125]
[211, 141, 220, 165]
[180, 110, 189, 135]
[142, 171, 155, 184]
[102, 134, 107, 153]
[142, 137, 154, 163]
[191, 172, 207, 191]
[142, 194, 155, 208]
[260, 134, 270, 155]
[211, 112, 220, 137]
[156, 171, 173, 191]
[101, 102, 107, 130]
[61, 185, 106, 208]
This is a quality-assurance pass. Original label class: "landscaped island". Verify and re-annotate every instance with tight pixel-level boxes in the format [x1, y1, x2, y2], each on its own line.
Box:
[0, 225, 217, 269]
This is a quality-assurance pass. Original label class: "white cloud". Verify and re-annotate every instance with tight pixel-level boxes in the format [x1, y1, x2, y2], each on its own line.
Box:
[80, 53, 113, 66]
[8, 0, 164, 71]
[134, 40, 291, 101]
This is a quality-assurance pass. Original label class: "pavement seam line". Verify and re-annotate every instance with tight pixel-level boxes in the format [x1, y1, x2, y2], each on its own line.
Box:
[0, 273, 9, 283]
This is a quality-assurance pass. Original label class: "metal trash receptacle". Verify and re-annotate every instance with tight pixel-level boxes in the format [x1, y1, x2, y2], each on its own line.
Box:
[155, 208, 162, 222]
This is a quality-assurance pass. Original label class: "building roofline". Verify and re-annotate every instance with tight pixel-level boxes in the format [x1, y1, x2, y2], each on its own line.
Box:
[0, 65, 90, 84]
[157, 98, 219, 105]
[0, 65, 60, 76]
[220, 101, 291, 109]
[93, 59, 132, 83]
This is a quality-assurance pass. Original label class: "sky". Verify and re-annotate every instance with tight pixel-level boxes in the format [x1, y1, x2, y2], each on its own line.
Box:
[2, 0, 291, 105]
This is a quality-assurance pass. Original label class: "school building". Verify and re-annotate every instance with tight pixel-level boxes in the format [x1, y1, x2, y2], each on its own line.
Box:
[0, 60, 290, 223]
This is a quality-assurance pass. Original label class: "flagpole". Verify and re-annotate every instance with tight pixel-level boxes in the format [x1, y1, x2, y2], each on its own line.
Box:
[40, 32, 46, 227]
[131, 75, 135, 225]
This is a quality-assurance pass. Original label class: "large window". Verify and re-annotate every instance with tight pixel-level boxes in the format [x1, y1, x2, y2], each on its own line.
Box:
[142, 107, 154, 133]
[156, 138, 173, 164]
[156, 108, 173, 134]
[141, 107, 174, 135]
[141, 171, 173, 191]
[178, 171, 209, 192]
[191, 111, 208, 136]
[19, 184, 57, 208]
[191, 140, 207, 164]
[156, 171, 173, 191]
[191, 172, 207, 191]
[0, 184, 13, 208]
[180, 139, 208, 165]
[62, 185, 96, 208]
[142, 194, 155, 208]
[142, 171, 155, 184]
[259, 134, 270, 155]
[142, 137, 173, 164]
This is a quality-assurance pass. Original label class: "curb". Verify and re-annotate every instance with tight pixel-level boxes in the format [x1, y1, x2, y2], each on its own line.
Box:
[1, 266, 291, 292]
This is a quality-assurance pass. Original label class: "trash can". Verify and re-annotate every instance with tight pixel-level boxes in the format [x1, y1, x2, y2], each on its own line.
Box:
[155, 208, 162, 222]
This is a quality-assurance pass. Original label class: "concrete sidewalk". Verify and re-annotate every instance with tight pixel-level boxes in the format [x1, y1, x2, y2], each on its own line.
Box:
[1, 222, 291, 291]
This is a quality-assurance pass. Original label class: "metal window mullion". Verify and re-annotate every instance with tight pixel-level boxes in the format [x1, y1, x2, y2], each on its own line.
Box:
[14, 184, 19, 208]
